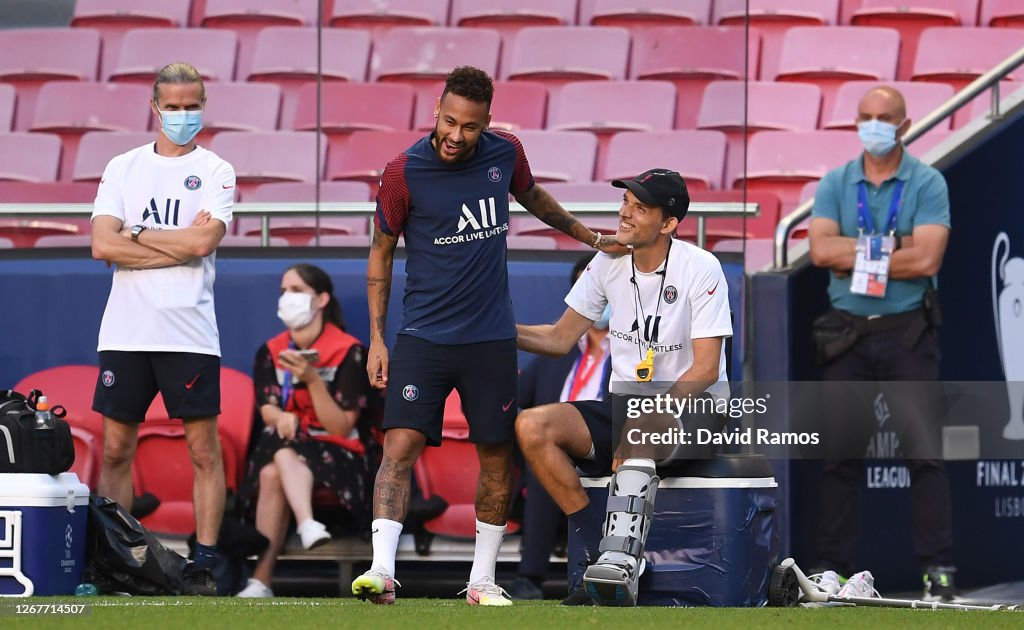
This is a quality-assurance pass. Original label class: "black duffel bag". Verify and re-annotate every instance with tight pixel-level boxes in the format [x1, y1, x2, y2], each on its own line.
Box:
[0, 388, 75, 474]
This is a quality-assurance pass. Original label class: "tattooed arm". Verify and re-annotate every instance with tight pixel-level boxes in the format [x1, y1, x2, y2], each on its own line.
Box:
[514, 183, 625, 253]
[367, 227, 399, 389]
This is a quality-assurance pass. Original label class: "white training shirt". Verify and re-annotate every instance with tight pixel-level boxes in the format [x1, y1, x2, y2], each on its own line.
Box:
[565, 239, 732, 398]
[92, 142, 235, 356]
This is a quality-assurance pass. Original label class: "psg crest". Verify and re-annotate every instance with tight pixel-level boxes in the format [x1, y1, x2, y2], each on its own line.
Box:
[184, 175, 202, 190]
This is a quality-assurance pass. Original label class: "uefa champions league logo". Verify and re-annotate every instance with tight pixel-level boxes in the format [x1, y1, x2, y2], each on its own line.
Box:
[992, 232, 1024, 440]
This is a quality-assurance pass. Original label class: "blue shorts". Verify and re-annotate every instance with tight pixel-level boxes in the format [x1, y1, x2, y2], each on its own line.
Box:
[92, 351, 221, 423]
[383, 334, 518, 446]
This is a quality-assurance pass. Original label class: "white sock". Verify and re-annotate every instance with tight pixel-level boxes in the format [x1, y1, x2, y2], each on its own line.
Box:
[469, 519, 506, 584]
[370, 518, 403, 577]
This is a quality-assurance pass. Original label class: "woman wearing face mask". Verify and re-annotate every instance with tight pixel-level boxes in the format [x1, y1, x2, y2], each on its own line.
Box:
[237, 264, 374, 598]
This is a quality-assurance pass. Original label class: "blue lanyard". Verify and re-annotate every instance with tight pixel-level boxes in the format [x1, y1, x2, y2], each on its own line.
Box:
[856, 180, 905, 235]
[280, 340, 295, 410]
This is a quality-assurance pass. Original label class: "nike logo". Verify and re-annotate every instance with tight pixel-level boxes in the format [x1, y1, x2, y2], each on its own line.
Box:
[222, 184, 234, 189]
[707, 283, 719, 296]
[371, 528, 379, 534]
[184, 374, 201, 390]
[502, 398, 515, 412]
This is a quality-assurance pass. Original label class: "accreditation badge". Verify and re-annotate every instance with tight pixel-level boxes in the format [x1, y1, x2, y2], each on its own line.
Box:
[850, 234, 894, 298]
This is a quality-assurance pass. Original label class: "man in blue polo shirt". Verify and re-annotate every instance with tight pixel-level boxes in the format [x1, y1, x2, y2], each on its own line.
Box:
[352, 66, 621, 606]
[808, 85, 955, 602]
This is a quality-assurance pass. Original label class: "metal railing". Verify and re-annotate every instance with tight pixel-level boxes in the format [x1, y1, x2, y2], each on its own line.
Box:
[0, 201, 760, 249]
[772, 45, 1024, 270]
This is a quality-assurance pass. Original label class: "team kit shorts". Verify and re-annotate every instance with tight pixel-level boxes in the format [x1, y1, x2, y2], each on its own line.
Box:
[93, 351, 221, 423]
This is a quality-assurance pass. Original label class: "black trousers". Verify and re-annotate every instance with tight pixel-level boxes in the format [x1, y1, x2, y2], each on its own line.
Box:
[816, 324, 954, 574]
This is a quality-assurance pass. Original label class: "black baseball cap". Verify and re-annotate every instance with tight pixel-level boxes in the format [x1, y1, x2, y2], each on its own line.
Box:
[612, 168, 690, 221]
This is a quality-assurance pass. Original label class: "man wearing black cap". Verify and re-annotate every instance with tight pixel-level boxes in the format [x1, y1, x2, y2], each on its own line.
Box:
[515, 169, 733, 606]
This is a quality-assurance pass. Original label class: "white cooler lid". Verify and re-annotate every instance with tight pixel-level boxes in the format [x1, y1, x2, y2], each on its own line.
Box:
[582, 476, 778, 489]
[0, 473, 90, 507]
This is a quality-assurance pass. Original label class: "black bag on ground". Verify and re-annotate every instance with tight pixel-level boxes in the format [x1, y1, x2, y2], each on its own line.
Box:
[83, 495, 186, 595]
[0, 389, 75, 474]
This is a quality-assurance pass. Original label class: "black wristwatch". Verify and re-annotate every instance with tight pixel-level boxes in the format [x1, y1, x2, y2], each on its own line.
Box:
[131, 224, 146, 242]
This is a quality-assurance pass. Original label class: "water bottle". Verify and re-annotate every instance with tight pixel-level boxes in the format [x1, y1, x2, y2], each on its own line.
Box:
[33, 395, 55, 430]
[75, 583, 99, 596]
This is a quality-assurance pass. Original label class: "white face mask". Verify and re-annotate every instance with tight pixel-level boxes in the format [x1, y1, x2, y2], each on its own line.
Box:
[277, 292, 316, 330]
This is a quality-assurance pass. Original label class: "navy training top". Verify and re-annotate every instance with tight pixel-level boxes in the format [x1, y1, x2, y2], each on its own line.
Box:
[374, 130, 535, 344]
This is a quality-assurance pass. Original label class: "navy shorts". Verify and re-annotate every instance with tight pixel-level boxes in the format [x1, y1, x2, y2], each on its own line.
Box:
[92, 351, 221, 423]
[383, 335, 518, 446]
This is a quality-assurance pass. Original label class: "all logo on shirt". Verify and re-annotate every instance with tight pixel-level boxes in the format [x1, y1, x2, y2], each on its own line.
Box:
[434, 197, 509, 246]
[488, 166, 502, 182]
[142, 198, 182, 226]
[184, 175, 202, 190]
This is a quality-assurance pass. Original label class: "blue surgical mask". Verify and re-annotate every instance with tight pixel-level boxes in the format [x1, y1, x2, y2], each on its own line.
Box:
[594, 305, 611, 330]
[159, 109, 203, 146]
[857, 119, 902, 157]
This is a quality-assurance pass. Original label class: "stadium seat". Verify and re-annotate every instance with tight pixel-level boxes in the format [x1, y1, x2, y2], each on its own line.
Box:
[546, 80, 676, 166]
[514, 130, 598, 183]
[107, 28, 238, 85]
[822, 81, 954, 131]
[600, 130, 728, 191]
[907, 129, 954, 158]
[293, 82, 414, 160]
[0, 85, 14, 132]
[715, 0, 839, 81]
[543, 181, 623, 202]
[312, 234, 373, 248]
[509, 214, 619, 248]
[0, 28, 101, 131]
[412, 80, 548, 131]
[506, 235, 561, 250]
[214, 366, 255, 485]
[582, 0, 712, 32]
[911, 27, 1023, 127]
[0, 181, 97, 203]
[0, 133, 62, 183]
[195, 82, 282, 147]
[735, 130, 862, 214]
[247, 27, 373, 126]
[773, 26, 900, 125]
[0, 180, 95, 245]
[452, 0, 576, 46]
[629, 26, 760, 129]
[199, 0, 320, 80]
[218, 234, 290, 247]
[209, 131, 327, 198]
[72, 131, 154, 183]
[330, 0, 449, 40]
[71, 0, 191, 80]
[32, 235, 96, 247]
[372, 27, 502, 85]
[237, 182, 372, 245]
[503, 27, 631, 96]
[30, 82, 152, 182]
[68, 425, 100, 490]
[841, 0, 866, 23]
[982, 0, 1024, 27]
[325, 130, 423, 194]
[0, 237, 12, 248]
[676, 190, 782, 249]
[851, 0, 979, 81]
[697, 81, 821, 186]
[13, 365, 104, 439]
[799, 179, 819, 204]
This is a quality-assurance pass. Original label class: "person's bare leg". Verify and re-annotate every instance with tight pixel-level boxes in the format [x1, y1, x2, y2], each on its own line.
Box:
[272, 447, 315, 523]
[97, 417, 139, 510]
[183, 417, 225, 546]
[515, 404, 595, 514]
[373, 428, 427, 521]
[251, 463, 290, 587]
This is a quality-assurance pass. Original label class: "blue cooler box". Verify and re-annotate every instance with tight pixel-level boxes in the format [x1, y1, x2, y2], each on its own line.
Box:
[0, 473, 89, 597]
[571, 454, 779, 607]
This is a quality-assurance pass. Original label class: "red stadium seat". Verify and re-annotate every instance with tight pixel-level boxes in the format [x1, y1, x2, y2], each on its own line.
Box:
[774, 26, 900, 125]
[243, 181, 373, 202]
[907, 129, 954, 158]
[72, 131, 154, 183]
[630, 26, 760, 129]
[13, 365, 104, 439]
[372, 26, 502, 85]
[697, 81, 821, 186]
[982, 0, 1024, 27]
[196, 82, 282, 147]
[543, 181, 622, 202]
[32, 235, 97, 247]
[0, 85, 14, 132]
[108, 28, 238, 85]
[30, 82, 152, 182]
[71, 0, 191, 80]
[822, 81, 954, 131]
[0, 133, 62, 183]
[911, 27, 1022, 127]
[510, 215, 619, 249]
[412, 80, 548, 131]
[237, 182, 372, 246]
[199, 0, 320, 80]
[582, 0, 712, 32]
[325, 130, 423, 195]
[716, 0, 839, 81]
[293, 82, 414, 160]
[514, 130, 599, 183]
[0, 179, 95, 245]
[601, 130, 728, 191]
[546, 80, 676, 166]
[247, 27, 373, 126]
[0, 182, 98, 203]
[68, 425, 100, 490]
[841, 0, 866, 23]
[734, 130, 862, 215]
[506, 235, 561, 250]
[800, 180, 819, 205]
[452, 0, 576, 46]
[329, 0, 449, 41]
[851, 0, 979, 81]
[210, 131, 327, 198]
[503, 26, 631, 96]
[0, 28, 101, 131]
[677, 190, 782, 249]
